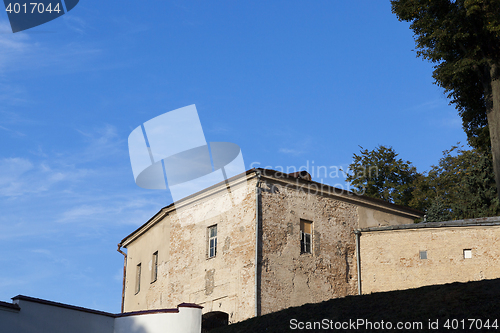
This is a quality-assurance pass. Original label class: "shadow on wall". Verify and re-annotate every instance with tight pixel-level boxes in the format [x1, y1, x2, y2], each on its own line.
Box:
[202, 311, 229, 332]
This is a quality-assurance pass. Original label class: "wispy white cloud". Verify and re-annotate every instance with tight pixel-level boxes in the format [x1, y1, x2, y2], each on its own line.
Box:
[0, 82, 30, 106]
[74, 124, 125, 162]
[0, 158, 34, 196]
[0, 19, 102, 76]
[0, 157, 89, 197]
[402, 98, 462, 129]
[0, 21, 33, 74]
[56, 196, 163, 226]
[0, 124, 25, 137]
[31, 249, 52, 256]
[62, 15, 87, 34]
[437, 113, 462, 129]
[278, 136, 313, 156]
[406, 99, 446, 112]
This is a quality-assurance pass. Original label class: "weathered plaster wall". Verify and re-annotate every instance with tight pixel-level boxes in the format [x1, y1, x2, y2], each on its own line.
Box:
[357, 206, 415, 229]
[258, 179, 359, 315]
[124, 217, 171, 312]
[122, 171, 422, 323]
[124, 179, 258, 324]
[360, 226, 500, 294]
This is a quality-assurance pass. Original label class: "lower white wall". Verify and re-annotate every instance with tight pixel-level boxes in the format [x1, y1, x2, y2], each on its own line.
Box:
[115, 307, 202, 333]
[0, 299, 114, 333]
[0, 297, 201, 333]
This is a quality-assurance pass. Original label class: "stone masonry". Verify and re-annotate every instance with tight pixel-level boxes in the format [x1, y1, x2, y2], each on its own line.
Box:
[359, 217, 500, 294]
[119, 168, 422, 324]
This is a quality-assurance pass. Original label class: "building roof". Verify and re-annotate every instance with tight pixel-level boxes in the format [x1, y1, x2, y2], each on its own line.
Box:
[119, 168, 423, 247]
[0, 300, 20, 311]
[11, 295, 115, 317]
[7, 295, 201, 317]
[358, 216, 500, 233]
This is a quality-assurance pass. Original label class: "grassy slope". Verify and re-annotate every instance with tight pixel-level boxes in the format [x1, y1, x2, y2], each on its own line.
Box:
[211, 279, 500, 332]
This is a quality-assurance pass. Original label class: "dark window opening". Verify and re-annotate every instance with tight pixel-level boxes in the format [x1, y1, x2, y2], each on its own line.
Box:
[202, 311, 229, 333]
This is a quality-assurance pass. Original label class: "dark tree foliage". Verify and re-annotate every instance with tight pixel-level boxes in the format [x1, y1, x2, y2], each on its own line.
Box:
[410, 145, 500, 221]
[391, 0, 500, 196]
[346, 145, 419, 207]
[347, 145, 499, 222]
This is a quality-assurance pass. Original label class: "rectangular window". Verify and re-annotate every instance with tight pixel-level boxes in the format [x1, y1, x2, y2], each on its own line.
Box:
[208, 225, 217, 258]
[135, 263, 141, 294]
[151, 251, 158, 283]
[464, 249, 472, 259]
[419, 251, 427, 260]
[300, 220, 312, 254]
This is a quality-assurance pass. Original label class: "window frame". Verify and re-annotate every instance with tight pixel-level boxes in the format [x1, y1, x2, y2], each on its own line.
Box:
[208, 225, 217, 259]
[135, 263, 142, 294]
[151, 251, 158, 283]
[419, 251, 428, 260]
[300, 219, 313, 254]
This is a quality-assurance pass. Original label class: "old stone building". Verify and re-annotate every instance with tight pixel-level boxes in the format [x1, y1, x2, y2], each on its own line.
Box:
[118, 168, 421, 325]
[358, 217, 500, 294]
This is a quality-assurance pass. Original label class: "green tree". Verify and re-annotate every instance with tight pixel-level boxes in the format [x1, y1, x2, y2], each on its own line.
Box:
[410, 145, 500, 221]
[346, 145, 419, 207]
[391, 0, 500, 199]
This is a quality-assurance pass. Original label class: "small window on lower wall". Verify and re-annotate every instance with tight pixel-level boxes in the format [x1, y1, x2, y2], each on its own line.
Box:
[419, 251, 427, 260]
[151, 251, 158, 283]
[464, 249, 472, 259]
[135, 263, 141, 294]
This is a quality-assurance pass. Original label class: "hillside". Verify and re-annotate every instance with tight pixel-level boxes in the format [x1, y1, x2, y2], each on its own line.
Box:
[211, 279, 500, 332]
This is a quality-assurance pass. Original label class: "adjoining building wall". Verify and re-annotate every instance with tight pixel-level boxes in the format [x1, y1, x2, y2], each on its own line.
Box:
[120, 169, 422, 323]
[124, 214, 172, 311]
[258, 178, 359, 315]
[0, 296, 201, 333]
[123, 178, 258, 324]
[357, 206, 415, 229]
[360, 222, 500, 294]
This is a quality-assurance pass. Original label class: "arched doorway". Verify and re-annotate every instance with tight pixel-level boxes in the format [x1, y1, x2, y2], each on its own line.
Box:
[201, 311, 229, 332]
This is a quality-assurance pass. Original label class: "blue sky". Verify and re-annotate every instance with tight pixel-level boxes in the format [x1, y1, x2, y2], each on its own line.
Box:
[0, 1, 467, 312]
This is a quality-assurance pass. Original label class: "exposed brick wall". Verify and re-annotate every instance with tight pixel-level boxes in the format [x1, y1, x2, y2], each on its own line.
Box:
[258, 178, 359, 315]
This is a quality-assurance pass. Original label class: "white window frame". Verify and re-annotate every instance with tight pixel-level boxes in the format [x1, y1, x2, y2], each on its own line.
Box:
[208, 225, 217, 258]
